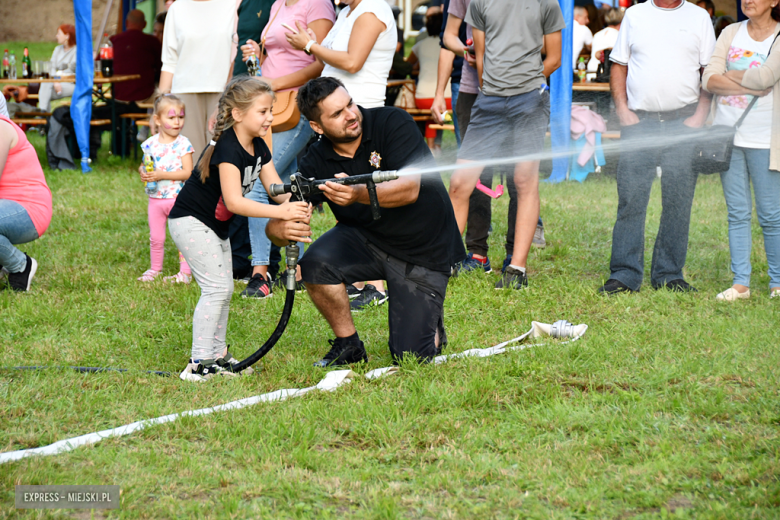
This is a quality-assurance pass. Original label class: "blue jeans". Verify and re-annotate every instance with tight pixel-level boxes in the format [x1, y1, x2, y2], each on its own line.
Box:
[609, 118, 698, 290]
[246, 115, 312, 267]
[720, 147, 780, 289]
[273, 114, 314, 178]
[0, 200, 39, 272]
[450, 81, 461, 147]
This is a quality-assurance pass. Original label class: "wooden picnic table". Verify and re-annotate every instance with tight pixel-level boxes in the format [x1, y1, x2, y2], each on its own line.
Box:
[0, 74, 141, 85]
[572, 82, 611, 92]
[1, 74, 141, 155]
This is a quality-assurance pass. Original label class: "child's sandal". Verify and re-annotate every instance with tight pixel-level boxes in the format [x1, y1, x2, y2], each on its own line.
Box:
[164, 271, 192, 284]
[137, 269, 161, 282]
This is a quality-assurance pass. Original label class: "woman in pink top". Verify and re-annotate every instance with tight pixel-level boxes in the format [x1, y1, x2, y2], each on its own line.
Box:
[238, 0, 334, 296]
[0, 116, 52, 291]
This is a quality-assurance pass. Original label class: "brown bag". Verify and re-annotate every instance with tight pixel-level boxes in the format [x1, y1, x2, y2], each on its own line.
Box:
[260, 5, 301, 133]
[271, 90, 300, 132]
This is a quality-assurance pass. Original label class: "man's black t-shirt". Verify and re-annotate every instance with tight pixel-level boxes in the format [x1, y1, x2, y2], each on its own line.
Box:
[170, 127, 272, 240]
[299, 107, 466, 272]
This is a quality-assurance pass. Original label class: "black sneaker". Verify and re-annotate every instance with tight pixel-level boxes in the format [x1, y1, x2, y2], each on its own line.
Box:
[598, 279, 635, 295]
[313, 337, 368, 367]
[346, 284, 362, 300]
[495, 266, 528, 290]
[350, 284, 388, 311]
[501, 255, 513, 274]
[7, 254, 37, 292]
[240, 273, 272, 298]
[215, 347, 255, 375]
[653, 279, 698, 292]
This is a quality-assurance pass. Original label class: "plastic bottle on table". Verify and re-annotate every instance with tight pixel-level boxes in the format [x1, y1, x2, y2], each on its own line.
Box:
[143, 154, 158, 195]
[577, 57, 587, 83]
[9, 52, 17, 80]
[246, 52, 261, 77]
[99, 34, 114, 60]
[2, 50, 9, 79]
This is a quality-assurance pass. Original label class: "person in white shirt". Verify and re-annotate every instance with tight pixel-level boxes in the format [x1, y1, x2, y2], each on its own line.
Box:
[286, 0, 397, 108]
[587, 8, 623, 73]
[159, 0, 237, 155]
[287, 0, 397, 307]
[406, 12, 452, 151]
[598, 0, 716, 295]
[572, 6, 593, 69]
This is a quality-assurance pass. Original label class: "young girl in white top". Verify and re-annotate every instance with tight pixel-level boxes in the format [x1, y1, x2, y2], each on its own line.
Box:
[138, 95, 194, 283]
[168, 77, 311, 381]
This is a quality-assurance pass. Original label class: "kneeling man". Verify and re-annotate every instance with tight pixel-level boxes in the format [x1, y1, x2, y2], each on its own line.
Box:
[267, 77, 466, 366]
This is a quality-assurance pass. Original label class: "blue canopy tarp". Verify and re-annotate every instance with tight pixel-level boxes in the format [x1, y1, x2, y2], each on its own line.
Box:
[72, 0, 93, 172]
[548, 0, 574, 183]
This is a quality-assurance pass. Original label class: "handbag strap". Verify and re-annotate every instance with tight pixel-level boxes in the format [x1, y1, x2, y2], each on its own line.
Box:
[260, 0, 285, 59]
[733, 29, 780, 129]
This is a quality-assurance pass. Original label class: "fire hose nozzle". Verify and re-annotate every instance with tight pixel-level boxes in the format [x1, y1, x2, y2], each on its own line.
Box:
[285, 243, 300, 291]
[372, 170, 398, 183]
[268, 183, 286, 198]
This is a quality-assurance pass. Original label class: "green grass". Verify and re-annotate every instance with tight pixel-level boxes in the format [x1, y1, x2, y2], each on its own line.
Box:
[1, 130, 779, 519]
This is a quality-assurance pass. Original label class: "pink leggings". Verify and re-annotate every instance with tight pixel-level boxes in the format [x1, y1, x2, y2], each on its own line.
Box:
[148, 198, 191, 274]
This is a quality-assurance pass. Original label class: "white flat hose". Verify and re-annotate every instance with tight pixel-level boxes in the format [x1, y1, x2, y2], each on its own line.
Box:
[0, 321, 587, 465]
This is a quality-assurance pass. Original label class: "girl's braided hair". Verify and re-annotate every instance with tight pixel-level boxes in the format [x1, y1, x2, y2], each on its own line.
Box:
[196, 76, 275, 182]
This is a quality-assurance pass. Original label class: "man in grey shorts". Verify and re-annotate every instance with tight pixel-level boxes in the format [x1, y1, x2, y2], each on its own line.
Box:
[449, 0, 564, 290]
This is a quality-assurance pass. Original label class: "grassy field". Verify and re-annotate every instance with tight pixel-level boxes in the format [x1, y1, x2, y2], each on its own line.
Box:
[1, 126, 779, 519]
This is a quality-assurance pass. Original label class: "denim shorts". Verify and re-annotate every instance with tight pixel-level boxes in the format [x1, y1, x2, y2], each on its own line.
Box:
[458, 89, 550, 162]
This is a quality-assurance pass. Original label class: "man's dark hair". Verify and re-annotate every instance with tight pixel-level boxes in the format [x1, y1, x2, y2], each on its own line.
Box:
[425, 12, 443, 37]
[297, 77, 347, 123]
[155, 11, 167, 25]
[696, 0, 715, 15]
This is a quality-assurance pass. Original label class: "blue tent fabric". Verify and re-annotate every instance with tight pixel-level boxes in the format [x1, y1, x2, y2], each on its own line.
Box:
[72, 0, 93, 173]
[548, 0, 574, 183]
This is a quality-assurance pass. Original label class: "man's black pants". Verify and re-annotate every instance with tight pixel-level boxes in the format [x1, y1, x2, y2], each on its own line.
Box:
[299, 225, 449, 362]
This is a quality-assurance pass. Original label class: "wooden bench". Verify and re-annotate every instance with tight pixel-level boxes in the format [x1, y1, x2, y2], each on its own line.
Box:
[119, 114, 152, 158]
[12, 118, 47, 127]
[16, 111, 52, 118]
[428, 124, 455, 132]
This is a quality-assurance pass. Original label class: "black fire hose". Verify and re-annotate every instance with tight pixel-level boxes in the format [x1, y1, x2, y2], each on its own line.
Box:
[228, 242, 301, 373]
[2, 172, 402, 378]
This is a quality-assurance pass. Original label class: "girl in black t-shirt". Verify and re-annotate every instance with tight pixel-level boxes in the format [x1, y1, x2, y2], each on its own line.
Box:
[168, 76, 311, 382]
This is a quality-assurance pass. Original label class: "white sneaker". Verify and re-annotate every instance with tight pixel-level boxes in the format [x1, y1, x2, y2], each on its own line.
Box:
[179, 359, 235, 382]
[771, 288, 780, 299]
[716, 287, 750, 302]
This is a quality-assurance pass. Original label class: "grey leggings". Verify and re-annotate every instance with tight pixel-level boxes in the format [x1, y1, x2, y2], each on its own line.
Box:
[169, 216, 234, 360]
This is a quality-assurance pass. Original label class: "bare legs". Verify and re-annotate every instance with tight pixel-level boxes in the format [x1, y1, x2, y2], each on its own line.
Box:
[449, 159, 540, 268]
[305, 283, 357, 337]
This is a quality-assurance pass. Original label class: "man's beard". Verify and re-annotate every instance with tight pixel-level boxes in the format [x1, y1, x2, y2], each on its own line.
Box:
[327, 118, 362, 144]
